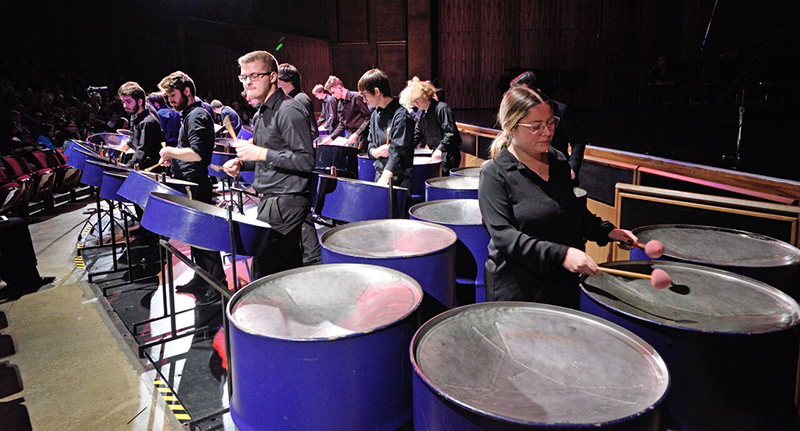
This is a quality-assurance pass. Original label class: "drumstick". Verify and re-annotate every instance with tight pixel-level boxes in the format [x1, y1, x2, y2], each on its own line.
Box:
[209, 164, 223, 172]
[223, 116, 237, 140]
[145, 142, 169, 172]
[598, 267, 672, 290]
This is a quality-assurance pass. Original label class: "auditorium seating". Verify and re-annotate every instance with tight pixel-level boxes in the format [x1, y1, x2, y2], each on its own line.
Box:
[0, 168, 24, 215]
[2, 154, 56, 204]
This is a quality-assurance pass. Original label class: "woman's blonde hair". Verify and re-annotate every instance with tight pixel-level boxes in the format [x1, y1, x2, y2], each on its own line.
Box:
[399, 76, 437, 110]
[489, 86, 548, 159]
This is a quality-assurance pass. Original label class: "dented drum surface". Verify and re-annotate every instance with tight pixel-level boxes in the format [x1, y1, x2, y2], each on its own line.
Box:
[227, 264, 423, 431]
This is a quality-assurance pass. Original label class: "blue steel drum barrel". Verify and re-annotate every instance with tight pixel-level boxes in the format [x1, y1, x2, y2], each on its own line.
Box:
[631, 224, 800, 302]
[357, 153, 375, 182]
[409, 199, 490, 304]
[449, 166, 482, 177]
[81, 160, 129, 188]
[315, 143, 360, 178]
[99, 172, 131, 203]
[117, 171, 196, 208]
[580, 260, 800, 430]
[66, 145, 108, 172]
[411, 156, 442, 203]
[209, 151, 238, 178]
[142, 192, 270, 256]
[426, 176, 479, 201]
[315, 174, 409, 221]
[237, 126, 253, 140]
[412, 302, 670, 430]
[227, 264, 423, 431]
[320, 219, 457, 314]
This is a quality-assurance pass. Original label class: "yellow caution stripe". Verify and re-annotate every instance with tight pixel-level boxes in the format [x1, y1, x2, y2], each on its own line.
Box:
[154, 379, 190, 422]
[75, 256, 85, 269]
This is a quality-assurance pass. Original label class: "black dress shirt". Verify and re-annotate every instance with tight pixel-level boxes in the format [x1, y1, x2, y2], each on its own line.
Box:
[243, 88, 315, 197]
[366, 98, 414, 186]
[288, 88, 318, 138]
[329, 90, 370, 141]
[318, 94, 339, 131]
[413, 100, 461, 154]
[129, 109, 165, 168]
[478, 146, 614, 307]
[550, 100, 586, 177]
[171, 102, 215, 183]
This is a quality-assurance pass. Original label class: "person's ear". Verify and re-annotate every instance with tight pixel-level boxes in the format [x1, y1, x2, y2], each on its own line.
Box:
[183, 87, 192, 98]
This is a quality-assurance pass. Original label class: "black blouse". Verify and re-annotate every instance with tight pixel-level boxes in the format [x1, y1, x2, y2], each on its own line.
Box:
[478, 146, 614, 307]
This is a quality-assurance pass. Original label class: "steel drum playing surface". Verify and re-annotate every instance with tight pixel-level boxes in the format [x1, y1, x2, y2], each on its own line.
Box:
[413, 302, 669, 425]
[321, 219, 457, 258]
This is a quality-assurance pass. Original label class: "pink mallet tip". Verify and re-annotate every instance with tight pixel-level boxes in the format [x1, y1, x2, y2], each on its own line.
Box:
[650, 268, 672, 290]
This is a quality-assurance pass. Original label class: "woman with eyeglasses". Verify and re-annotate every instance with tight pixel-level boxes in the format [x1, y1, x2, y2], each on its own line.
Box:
[478, 85, 637, 308]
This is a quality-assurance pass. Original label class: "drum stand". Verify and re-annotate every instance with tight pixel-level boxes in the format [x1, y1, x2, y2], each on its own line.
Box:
[76, 186, 125, 254]
[97, 203, 160, 293]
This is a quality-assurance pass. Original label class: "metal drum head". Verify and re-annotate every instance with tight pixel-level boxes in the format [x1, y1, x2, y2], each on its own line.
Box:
[409, 199, 482, 226]
[450, 167, 482, 177]
[414, 156, 437, 166]
[89, 132, 130, 150]
[229, 264, 423, 340]
[426, 176, 479, 190]
[321, 219, 457, 258]
[573, 187, 587, 198]
[634, 224, 800, 268]
[582, 261, 800, 334]
[413, 302, 669, 426]
[415, 148, 433, 156]
[215, 137, 240, 149]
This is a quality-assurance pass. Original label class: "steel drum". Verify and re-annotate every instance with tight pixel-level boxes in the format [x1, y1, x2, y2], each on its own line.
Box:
[320, 219, 457, 311]
[315, 174, 409, 221]
[315, 143, 360, 178]
[239, 169, 255, 185]
[449, 166, 482, 177]
[426, 176, 479, 201]
[81, 160, 129, 188]
[227, 264, 423, 431]
[99, 172, 130, 203]
[142, 192, 270, 256]
[117, 170, 195, 208]
[631, 224, 800, 302]
[237, 127, 253, 141]
[64, 142, 107, 171]
[409, 199, 490, 304]
[580, 260, 800, 430]
[210, 151, 238, 178]
[412, 302, 670, 430]
[411, 156, 442, 202]
[357, 153, 375, 182]
[573, 187, 587, 206]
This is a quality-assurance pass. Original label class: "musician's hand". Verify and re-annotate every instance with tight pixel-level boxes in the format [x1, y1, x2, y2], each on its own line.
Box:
[571, 169, 576, 180]
[234, 141, 266, 162]
[346, 133, 359, 146]
[371, 144, 389, 159]
[376, 170, 393, 186]
[223, 158, 242, 178]
[562, 247, 599, 276]
[430, 149, 443, 163]
[158, 155, 172, 167]
[320, 137, 333, 146]
[609, 229, 638, 250]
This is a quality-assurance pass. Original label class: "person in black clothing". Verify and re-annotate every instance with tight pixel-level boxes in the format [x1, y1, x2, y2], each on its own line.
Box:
[510, 71, 586, 184]
[321, 75, 371, 149]
[222, 51, 315, 278]
[157, 71, 226, 305]
[400, 76, 462, 175]
[312, 84, 339, 133]
[0, 216, 55, 301]
[210, 100, 242, 136]
[478, 85, 637, 308]
[360, 69, 414, 188]
[118, 82, 165, 170]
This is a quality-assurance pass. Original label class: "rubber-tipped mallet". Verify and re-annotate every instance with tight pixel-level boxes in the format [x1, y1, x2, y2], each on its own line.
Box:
[598, 267, 673, 290]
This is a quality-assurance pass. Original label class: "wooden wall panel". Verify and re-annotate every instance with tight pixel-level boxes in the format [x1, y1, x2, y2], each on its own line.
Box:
[370, 0, 407, 41]
[332, 43, 376, 89]
[519, 29, 560, 69]
[439, 31, 480, 108]
[377, 42, 409, 96]
[520, 0, 559, 30]
[439, 0, 480, 32]
[480, 30, 518, 107]
[337, 0, 369, 42]
[407, 0, 432, 79]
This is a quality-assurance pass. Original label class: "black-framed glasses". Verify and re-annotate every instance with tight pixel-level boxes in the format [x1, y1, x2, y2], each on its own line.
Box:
[238, 72, 270, 83]
[517, 116, 560, 134]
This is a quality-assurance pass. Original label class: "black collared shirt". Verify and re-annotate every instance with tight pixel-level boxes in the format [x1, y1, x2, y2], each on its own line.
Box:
[171, 102, 215, 182]
[244, 88, 315, 196]
[318, 94, 339, 131]
[287, 88, 318, 138]
[413, 99, 461, 153]
[366, 98, 414, 184]
[329, 90, 370, 140]
[129, 109, 165, 168]
[478, 146, 614, 306]
[550, 100, 586, 176]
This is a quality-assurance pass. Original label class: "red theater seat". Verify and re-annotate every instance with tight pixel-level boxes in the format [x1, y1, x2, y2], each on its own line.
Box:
[0, 168, 27, 215]
[2, 155, 54, 204]
[28, 150, 80, 194]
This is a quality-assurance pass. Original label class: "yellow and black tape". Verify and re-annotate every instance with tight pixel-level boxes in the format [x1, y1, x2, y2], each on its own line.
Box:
[74, 256, 85, 269]
[154, 379, 191, 422]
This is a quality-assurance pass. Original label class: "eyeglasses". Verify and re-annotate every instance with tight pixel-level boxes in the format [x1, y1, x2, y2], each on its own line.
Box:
[237, 72, 271, 83]
[517, 116, 560, 134]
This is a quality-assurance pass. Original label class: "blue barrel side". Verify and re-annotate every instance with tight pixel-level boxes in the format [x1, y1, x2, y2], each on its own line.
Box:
[425, 185, 479, 201]
[99, 172, 129, 203]
[411, 162, 441, 202]
[357, 153, 375, 182]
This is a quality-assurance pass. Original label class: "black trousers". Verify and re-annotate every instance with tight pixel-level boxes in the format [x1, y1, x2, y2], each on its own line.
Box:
[252, 194, 309, 280]
[187, 177, 226, 285]
[0, 217, 42, 293]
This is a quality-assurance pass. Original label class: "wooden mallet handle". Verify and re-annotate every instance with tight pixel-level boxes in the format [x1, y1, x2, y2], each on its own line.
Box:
[145, 142, 168, 172]
[598, 267, 651, 280]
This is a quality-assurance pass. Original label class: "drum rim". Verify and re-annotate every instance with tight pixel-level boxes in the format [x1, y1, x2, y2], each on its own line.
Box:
[581, 260, 800, 335]
[632, 224, 800, 268]
[227, 263, 423, 341]
[127, 169, 199, 188]
[85, 159, 131, 172]
[449, 166, 482, 175]
[148, 191, 271, 229]
[316, 173, 410, 192]
[425, 175, 479, 189]
[408, 199, 482, 226]
[410, 302, 671, 427]
[320, 218, 457, 258]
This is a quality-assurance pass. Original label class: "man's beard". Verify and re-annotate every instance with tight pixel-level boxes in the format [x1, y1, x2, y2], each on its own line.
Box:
[172, 92, 189, 112]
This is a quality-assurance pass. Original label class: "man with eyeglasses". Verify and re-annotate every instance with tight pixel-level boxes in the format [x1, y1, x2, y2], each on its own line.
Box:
[156, 71, 226, 305]
[510, 71, 585, 184]
[319, 75, 371, 149]
[222, 51, 315, 278]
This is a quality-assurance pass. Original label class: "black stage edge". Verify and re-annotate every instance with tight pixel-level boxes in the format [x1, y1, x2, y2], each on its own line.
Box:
[82, 246, 231, 428]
